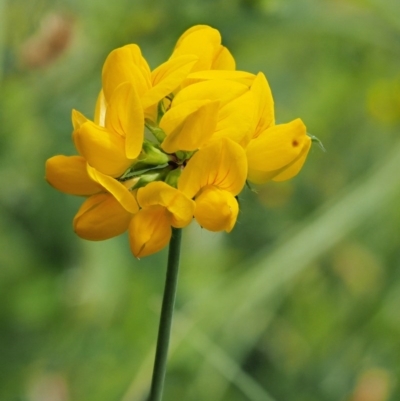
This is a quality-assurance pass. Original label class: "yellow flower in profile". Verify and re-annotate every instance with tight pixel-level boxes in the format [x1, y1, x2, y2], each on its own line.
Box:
[129, 182, 195, 258]
[178, 138, 247, 232]
[245, 73, 312, 184]
[73, 192, 135, 241]
[246, 118, 311, 184]
[45, 153, 138, 241]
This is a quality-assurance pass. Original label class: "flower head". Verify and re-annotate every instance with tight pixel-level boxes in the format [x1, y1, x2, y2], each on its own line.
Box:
[45, 25, 314, 257]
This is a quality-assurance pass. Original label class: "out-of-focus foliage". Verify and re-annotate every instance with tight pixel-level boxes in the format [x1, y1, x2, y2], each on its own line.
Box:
[1, 0, 400, 400]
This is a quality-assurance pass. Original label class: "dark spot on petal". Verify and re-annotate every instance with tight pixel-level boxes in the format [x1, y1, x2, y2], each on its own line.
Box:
[292, 140, 299, 147]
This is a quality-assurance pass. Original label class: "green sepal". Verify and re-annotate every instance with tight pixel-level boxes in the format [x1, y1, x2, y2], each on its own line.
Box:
[164, 167, 182, 189]
[175, 150, 195, 163]
[131, 167, 171, 190]
[139, 141, 170, 166]
[157, 95, 174, 123]
[119, 141, 170, 180]
[157, 100, 166, 123]
[307, 133, 326, 152]
[119, 163, 169, 181]
[146, 119, 166, 143]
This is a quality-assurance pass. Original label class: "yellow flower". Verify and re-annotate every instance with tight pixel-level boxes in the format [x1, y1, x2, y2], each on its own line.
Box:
[245, 73, 311, 184]
[45, 155, 139, 241]
[73, 192, 134, 241]
[129, 182, 195, 258]
[178, 138, 247, 232]
[246, 118, 311, 184]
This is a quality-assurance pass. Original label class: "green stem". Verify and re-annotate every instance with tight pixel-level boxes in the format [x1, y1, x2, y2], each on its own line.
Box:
[149, 228, 182, 401]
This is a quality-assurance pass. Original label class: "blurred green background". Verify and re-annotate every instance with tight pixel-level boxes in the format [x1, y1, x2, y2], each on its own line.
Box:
[1, 0, 400, 400]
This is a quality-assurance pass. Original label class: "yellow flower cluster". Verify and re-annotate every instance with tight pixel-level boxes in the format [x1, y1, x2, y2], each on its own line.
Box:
[45, 25, 311, 258]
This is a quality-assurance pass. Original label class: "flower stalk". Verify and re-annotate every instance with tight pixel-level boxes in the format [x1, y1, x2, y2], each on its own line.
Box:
[149, 228, 182, 401]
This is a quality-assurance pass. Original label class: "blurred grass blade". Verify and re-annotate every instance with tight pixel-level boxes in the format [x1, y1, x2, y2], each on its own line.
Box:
[220, 140, 400, 328]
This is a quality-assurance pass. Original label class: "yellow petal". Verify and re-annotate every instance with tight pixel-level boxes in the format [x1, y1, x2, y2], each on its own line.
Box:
[105, 82, 144, 159]
[160, 99, 208, 134]
[161, 99, 220, 153]
[86, 165, 139, 214]
[247, 138, 311, 184]
[73, 121, 133, 177]
[141, 55, 198, 110]
[71, 112, 86, 156]
[173, 26, 235, 72]
[174, 25, 214, 48]
[194, 186, 238, 232]
[174, 80, 256, 148]
[251, 72, 275, 137]
[45, 155, 102, 195]
[212, 90, 256, 147]
[94, 89, 107, 127]
[246, 118, 309, 174]
[102, 44, 151, 102]
[137, 181, 194, 228]
[211, 46, 236, 70]
[172, 79, 249, 108]
[178, 137, 248, 198]
[172, 25, 221, 71]
[129, 206, 172, 258]
[273, 139, 312, 182]
[244, 169, 277, 184]
[73, 193, 132, 241]
[183, 70, 255, 87]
